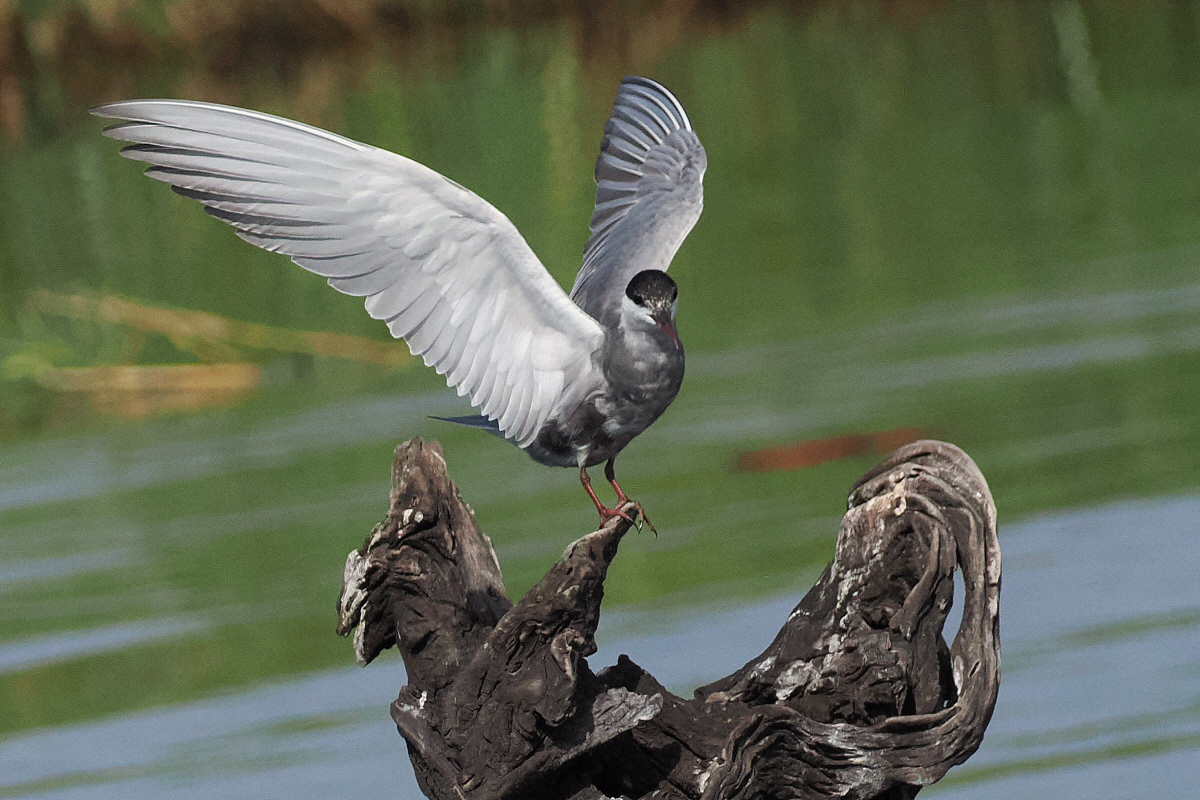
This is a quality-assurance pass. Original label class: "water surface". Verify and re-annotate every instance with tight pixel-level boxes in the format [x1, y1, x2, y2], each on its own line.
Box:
[2, 2, 1199, 796]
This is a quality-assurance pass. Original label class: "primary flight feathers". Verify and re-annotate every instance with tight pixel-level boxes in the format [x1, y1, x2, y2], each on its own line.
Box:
[94, 77, 705, 520]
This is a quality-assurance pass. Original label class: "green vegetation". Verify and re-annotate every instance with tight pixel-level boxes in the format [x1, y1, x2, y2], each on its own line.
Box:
[2, 0, 1200, 742]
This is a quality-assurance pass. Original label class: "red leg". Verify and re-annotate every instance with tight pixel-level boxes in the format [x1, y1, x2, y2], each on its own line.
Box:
[601, 458, 656, 535]
[604, 457, 630, 504]
[580, 465, 633, 524]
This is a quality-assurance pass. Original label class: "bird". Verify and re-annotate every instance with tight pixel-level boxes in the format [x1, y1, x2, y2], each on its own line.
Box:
[92, 75, 706, 524]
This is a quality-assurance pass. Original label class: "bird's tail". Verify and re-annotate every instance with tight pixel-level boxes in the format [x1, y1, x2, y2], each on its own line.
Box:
[430, 414, 506, 439]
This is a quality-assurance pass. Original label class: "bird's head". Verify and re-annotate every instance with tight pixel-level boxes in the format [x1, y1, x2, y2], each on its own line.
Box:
[623, 270, 680, 348]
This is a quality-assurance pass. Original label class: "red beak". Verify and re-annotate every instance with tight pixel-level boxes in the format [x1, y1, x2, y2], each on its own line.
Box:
[654, 312, 681, 349]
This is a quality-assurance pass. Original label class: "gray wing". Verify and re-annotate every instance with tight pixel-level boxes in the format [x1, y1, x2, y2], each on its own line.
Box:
[93, 99, 604, 447]
[569, 76, 706, 327]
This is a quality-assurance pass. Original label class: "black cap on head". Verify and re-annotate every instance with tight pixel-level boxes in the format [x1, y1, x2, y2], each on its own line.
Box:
[625, 270, 678, 309]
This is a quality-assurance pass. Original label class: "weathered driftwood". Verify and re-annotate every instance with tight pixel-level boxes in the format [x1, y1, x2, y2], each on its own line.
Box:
[337, 438, 1000, 800]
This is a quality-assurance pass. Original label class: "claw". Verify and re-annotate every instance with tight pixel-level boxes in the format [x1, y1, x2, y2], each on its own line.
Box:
[628, 502, 658, 536]
[599, 503, 637, 526]
[580, 465, 654, 533]
[604, 458, 657, 535]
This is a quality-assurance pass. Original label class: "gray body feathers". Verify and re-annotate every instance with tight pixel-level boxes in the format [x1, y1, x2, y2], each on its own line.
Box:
[93, 76, 704, 473]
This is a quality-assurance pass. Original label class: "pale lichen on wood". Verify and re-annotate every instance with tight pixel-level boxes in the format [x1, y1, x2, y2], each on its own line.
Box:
[337, 438, 1000, 799]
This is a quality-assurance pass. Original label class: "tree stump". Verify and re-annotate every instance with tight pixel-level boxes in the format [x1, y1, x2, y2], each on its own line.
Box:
[336, 438, 1000, 799]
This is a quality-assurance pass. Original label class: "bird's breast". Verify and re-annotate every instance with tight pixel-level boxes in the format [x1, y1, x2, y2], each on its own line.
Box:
[599, 335, 683, 428]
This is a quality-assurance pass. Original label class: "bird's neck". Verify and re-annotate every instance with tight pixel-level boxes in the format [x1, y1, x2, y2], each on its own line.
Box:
[601, 309, 682, 385]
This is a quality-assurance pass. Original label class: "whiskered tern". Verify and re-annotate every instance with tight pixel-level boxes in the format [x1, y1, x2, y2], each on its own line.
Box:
[93, 76, 706, 522]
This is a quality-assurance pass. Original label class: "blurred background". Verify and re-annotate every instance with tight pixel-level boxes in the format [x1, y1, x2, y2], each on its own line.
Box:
[2, 1, 1199, 797]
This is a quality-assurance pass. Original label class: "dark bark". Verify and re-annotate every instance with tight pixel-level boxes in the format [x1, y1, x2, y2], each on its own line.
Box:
[337, 438, 1000, 799]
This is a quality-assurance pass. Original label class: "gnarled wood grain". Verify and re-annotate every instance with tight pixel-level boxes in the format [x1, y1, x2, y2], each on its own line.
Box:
[338, 438, 1000, 799]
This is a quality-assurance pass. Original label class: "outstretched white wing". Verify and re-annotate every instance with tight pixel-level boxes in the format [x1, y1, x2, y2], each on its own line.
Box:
[570, 76, 706, 328]
[93, 99, 605, 446]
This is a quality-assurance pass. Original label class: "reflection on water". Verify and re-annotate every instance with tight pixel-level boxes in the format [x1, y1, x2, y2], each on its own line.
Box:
[0, 615, 210, 675]
[0, 665, 421, 800]
[2, 495, 1196, 798]
[0, 391, 442, 511]
[928, 495, 1200, 798]
[2, 1, 1200, 796]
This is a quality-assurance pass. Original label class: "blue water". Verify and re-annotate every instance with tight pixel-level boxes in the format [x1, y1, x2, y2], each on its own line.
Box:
[4, 492, 1197, 799]
[4, 5, 1200, 791]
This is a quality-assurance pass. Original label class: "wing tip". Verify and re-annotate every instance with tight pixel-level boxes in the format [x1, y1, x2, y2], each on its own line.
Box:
[616, 75, 692, 132]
